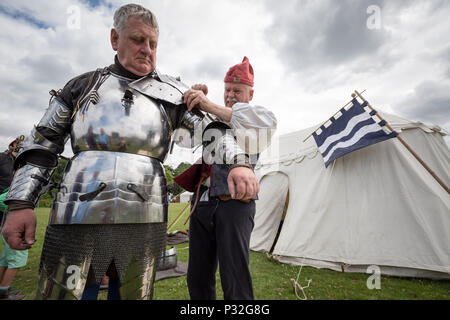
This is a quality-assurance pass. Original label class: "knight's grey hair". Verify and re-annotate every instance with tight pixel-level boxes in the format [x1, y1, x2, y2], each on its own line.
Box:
[113, 3, 159, 35]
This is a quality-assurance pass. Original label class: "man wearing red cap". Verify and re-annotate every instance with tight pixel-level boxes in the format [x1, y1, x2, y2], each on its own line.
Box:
[179, 57, 277, 300]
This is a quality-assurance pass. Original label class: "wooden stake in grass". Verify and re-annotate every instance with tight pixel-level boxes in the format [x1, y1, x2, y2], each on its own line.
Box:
[167, 202, 190, 231]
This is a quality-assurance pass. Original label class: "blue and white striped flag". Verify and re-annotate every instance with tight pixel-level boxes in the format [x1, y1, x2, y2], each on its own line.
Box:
[312, 98, 398, 168]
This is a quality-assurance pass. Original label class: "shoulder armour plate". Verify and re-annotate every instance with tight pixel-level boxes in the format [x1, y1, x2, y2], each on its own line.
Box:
[128, 70, 190, 105]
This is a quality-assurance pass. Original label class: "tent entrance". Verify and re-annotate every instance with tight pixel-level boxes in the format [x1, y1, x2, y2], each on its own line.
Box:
[269, 189, 289, 253]
[250, 172, 290, 253]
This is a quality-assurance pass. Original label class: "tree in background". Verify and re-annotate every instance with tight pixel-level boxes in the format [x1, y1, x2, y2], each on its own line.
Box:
[164, 165, 174, 185]
[165, 162, 191, 198]
[173, 162, 191, 177]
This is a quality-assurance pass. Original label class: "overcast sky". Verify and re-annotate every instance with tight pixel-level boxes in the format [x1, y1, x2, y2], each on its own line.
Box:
[0, 0, 449, 167]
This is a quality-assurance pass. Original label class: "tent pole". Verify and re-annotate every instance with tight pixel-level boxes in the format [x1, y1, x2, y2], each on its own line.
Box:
[354, 90, 450, 194]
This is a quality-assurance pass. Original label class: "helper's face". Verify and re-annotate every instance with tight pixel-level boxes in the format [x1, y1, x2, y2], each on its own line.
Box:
[223, 83, 254, 108]
[111, 15, 158, 77]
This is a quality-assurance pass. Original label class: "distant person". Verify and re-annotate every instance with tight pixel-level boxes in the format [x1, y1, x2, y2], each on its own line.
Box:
[85, 125, 99, 150]
[97, 128, 109, 150]
[0, 136, 27, 300]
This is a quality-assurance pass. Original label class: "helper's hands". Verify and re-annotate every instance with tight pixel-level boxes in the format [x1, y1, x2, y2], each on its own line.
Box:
[183, 83, 233, 122]
[184, 84, 212, 113]
[1, 209, 37, 250]
[186, 84, 258, 200]
[191, 84, 208, 95]
[227, 166, 260, 201]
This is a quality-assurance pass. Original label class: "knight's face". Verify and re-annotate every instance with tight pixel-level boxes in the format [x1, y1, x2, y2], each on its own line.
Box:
[111, 15, 158, 77]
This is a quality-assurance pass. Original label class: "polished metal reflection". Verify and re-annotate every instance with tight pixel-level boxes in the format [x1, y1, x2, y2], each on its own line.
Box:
[119, 256, 156, 300]
[14, 98, 71, 166]
[172, 110, 209, 149]
[36, 253, 158, 300]
[130, 70, 189, 106]
[36, 257, 89, 300]
[15, 98, 71, 163]
[157, 247, 177, 271]
[71, 73, 173, 162]
[37, 98, 72, 135]
[5, 163, 55, 205]
[50, 151, 168, 224]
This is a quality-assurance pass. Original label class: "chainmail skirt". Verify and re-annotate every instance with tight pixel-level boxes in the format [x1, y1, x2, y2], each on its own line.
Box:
[39, 223, 167, 285]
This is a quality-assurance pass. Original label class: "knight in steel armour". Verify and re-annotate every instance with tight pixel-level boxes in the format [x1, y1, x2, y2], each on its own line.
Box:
[1, 4, 259, 300]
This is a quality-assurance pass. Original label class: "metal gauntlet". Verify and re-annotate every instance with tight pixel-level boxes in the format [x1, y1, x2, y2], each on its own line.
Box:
[5, 163, 55, 206]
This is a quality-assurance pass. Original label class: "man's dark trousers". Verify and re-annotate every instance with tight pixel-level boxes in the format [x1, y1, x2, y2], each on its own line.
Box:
[187, 191, 256, 300]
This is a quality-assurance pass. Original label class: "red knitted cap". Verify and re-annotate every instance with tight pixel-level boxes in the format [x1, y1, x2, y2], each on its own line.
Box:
[224, 56, 254, 87]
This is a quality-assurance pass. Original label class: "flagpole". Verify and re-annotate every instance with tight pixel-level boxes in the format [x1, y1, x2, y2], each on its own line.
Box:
[302, 90, 366, 143]
[354, 90, 450, 194]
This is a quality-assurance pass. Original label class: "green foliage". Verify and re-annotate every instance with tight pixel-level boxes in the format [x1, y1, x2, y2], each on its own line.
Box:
[173, 162, 192, 177]
[164, 164, 179, 197]
[164, 165, 174, 185]
[50, 157, 68, 184]
[38, 157, 68, 208]
[165, 162, 193, 197]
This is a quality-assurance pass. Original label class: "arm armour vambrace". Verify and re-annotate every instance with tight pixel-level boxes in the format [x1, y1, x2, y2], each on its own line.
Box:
[5, 98, 71, 206]
[4, 163, 55, 206]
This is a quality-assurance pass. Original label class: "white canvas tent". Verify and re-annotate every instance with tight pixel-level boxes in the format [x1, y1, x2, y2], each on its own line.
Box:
[179, 191, 193, 203]
[250, 112, 450, 279]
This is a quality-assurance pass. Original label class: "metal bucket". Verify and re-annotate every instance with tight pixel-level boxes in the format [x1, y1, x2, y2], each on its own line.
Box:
[157, 247, 177, 271]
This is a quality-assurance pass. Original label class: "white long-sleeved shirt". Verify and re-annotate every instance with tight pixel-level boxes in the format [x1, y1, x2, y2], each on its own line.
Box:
[228, 102, 277, 155]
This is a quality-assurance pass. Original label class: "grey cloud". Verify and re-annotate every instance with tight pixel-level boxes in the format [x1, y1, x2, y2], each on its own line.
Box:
[261, 0, 450, 91]
[178, 55, 230, 83]
[320, 2, 388, 63]
[396, 81, 450, 129]
[439, 46, 450, 79]
[265, 0, 392, 71]
[21, 54, 74, 87]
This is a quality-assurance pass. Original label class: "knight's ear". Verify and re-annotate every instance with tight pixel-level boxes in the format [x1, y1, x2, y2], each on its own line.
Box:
[110, 28, 119, 51]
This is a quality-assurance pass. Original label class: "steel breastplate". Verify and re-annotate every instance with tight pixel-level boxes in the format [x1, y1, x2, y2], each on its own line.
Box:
[50, 151, 167, 225]
[70, 72, 173, 161]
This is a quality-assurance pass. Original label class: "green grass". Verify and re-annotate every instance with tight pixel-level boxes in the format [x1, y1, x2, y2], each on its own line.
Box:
[1, 204, 449, 300]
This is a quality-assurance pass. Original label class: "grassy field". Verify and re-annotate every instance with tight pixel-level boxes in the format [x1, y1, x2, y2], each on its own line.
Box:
[1, 204, 449, 300]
